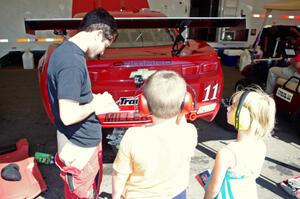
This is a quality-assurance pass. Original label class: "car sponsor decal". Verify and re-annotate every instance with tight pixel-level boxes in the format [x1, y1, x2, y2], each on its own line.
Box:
[114, 60, 172, 67]
[129, 69, 157, 80]
[116, 97, 138, 106]
[276, 87, 293, 103]
[104, 112, 150, 123]
[203, 83, 219, 102]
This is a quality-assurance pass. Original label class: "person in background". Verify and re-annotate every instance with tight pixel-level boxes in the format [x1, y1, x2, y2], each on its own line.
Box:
[204, 86, 276, 199]
[265, 53, 300, 94]
[47, 8, 119, 199]
[112, 70, 198, 199]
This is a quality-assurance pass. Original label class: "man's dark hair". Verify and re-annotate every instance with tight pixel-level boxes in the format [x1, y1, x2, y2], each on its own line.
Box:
[79, 8, 118, 42]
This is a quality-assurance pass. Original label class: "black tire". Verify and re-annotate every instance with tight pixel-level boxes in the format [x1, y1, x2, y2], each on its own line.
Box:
[214, 98, 237, 132]
[235, 79, 248, 92]
[292, 112, 300, 134]
[111, 145, 119, 155]
[106, 128, 127, 156]
[102, 128, 118, 162]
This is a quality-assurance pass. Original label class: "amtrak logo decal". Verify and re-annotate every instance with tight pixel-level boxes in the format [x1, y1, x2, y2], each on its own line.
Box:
[116, 97, 138, 106]
[129, 69, 156, 80]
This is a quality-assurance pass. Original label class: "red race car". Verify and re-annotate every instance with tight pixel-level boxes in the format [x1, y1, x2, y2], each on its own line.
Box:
[24, 0, 245, 146]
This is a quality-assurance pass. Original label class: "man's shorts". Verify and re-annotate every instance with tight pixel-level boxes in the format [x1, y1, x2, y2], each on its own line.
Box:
[55, 143, 102, 199]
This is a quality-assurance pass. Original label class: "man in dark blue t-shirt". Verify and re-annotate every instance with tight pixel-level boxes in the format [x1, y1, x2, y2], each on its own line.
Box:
[47, 8, 118, 199]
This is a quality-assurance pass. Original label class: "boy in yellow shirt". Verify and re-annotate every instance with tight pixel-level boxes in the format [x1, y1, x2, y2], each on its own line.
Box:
[112, 70, 198, 199]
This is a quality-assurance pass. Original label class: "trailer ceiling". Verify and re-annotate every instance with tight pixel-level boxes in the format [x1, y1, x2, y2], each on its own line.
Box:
[264, 1, 300, 11]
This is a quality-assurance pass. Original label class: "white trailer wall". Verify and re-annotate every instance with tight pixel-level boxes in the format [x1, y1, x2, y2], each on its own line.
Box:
[211, 0, 300, 48]
[0, 0, 72, 58]
[1, 0, 298, 58]
[148, 0, 300, 48]
[148, 0, 190, 17]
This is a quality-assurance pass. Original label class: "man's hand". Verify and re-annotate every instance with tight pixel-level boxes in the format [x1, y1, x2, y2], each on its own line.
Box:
[93, 92, 119, 114]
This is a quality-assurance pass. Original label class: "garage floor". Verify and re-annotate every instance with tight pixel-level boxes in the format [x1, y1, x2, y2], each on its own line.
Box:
[0, 65, 299, 199]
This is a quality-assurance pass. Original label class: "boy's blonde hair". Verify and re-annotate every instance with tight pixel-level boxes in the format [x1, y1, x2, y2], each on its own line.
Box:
[143, 70, 187, 118]
[232, 86, 276, 137]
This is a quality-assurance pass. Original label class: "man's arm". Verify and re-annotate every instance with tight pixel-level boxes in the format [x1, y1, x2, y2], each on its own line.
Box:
[112, 169, 129, 199]
[59, 92, 119, 126]
[59, 98, 95, 126]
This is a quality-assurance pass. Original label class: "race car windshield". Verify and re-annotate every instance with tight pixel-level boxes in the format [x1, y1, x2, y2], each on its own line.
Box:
[110, 28, 175, 48]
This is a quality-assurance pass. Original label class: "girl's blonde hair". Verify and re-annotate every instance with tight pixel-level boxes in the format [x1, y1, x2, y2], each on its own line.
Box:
[231, 86, 276, 137]
[144, 70, 187, 118]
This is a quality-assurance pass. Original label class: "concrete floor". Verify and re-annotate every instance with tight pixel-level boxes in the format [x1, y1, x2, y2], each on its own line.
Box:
[0, 66, 299, 199]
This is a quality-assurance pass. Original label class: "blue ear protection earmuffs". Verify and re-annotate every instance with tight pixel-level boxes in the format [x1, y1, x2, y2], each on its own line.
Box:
[232, 91, 252, 130]
[138, 91, 194, 117]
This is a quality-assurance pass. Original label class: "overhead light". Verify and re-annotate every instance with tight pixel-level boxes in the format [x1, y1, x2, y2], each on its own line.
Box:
[253, 14, 260, 18]
[288, 15, 295, 19]
[268, 15, 272, 18]
[264, 25, 272, 28]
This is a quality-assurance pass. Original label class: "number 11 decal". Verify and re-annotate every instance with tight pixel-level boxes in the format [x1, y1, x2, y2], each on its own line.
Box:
[203, 84, 219, 102]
